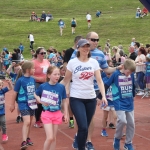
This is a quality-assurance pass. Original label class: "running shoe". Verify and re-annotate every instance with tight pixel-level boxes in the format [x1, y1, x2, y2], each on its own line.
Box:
[26, 137, 33, 146]
[85, 141, 95, 150]
[69, 120, 74, 128]
[72, 135, 78, 149]
[113, 138, 120, 150]
[2, 134, 8, 142]
[101, 129, 108, 137]
[20, 141, 28, 150]
[124, 143, 134, 150]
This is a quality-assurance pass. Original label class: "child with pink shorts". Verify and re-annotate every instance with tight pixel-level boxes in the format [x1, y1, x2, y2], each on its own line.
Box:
[34, 66, 68, 150]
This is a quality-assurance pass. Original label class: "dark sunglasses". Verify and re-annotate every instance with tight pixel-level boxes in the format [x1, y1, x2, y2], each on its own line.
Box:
[90, 38, 99, 42]
[39, 52, 46, 55]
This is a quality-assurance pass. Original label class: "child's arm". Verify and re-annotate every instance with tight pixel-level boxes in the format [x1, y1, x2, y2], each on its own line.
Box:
[6, 62, 16, 75]
[5, 79, 13, 90]
[9, 91, 17, 112]
[62, 98, 69, 123]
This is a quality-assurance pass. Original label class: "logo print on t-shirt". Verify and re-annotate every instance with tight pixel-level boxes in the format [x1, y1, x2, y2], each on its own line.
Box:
[79, 72, 94, 80]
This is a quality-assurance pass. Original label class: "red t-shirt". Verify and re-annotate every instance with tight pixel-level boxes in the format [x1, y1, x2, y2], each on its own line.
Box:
[32, 59, 50, 83]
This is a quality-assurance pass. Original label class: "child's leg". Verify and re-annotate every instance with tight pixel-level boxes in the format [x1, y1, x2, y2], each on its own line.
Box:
[125, 111, 135, 144]
[111, 109, 117, 127]
[0, 115, 6, 135]
[115, 111, 126, 139]
[27, 116, 34, 138]
[22, 115, 32, 141]
[102, 110, 109, 129]
[43, 124, 58, 150]
[49, 124, 58, 150]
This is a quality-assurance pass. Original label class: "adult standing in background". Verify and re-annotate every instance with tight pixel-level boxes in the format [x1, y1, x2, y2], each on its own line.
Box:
[86, 12, 92, 29]
[129, 46, 137, 61]
[32, 47, 50, 128]
[71, 18, 77, 34]
[28, 33, 34, 49]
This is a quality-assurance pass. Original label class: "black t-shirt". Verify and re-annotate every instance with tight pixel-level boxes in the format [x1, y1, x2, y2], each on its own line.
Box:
[63, 48, 74, 63]
[129, 52, 137, 61]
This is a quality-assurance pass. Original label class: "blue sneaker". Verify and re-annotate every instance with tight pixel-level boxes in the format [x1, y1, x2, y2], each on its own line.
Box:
[101, 129, 108, 137]
[72, 135, 78, 149]
[113, 138, 120, 150]
[124, 143, 134, 150]
[85, 142, 95, 150]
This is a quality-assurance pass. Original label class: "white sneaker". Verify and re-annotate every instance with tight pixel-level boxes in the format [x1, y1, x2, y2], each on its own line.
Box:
[137, 92, 144, 96]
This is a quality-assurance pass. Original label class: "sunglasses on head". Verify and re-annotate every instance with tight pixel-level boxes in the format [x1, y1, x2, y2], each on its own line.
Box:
[90, 38, 99, 42]
[39, 52, 46, 55]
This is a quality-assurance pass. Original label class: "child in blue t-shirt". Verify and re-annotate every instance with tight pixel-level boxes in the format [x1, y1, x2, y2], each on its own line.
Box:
[34, 66, 68, 150]
[58, 19, 65, 36]
[6, 62, 23, 123]
[0, 79, 12, 143]
[97, 59, 136, 150]
[10, 61, 37, 150]
[100, 73, 117, 137]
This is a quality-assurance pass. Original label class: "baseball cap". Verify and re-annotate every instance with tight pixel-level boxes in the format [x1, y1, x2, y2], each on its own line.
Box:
[77, 39, 90, 48]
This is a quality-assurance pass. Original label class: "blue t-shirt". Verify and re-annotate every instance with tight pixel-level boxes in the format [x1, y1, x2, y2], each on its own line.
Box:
[10, 72, 17, 84]
[35, 82, 66, 112]
[103, 76, 114, 106]
[4, 54, 9, 65]
[0, 87, 9, 115]
[58, 21, 64, 27]
[71, 48, 108, 90]
[14, 76, 36, 110]
[19, 45, 24, 52]
[3, 48, 7, 51]
[105, 70, 135, 111]
[71, 20, 76, 25]
[145, 62, 150, 76]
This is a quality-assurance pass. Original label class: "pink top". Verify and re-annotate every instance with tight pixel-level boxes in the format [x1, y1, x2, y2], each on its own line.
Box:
[32, 59, 50, 83]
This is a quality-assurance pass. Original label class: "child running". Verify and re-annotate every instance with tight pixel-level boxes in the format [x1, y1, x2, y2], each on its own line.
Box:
[97, 59, 136, 150]
[100, 73, 117, 137]
[34, 66, 68, 150]
[0, 79, 13, 143]
[10, 61, 37, 150]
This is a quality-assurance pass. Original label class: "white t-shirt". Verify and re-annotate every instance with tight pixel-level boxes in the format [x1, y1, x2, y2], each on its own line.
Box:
[29, 34, 34, 42]
[67, 57, 100, 99]
[135, 54, 146, 72]
[86, 14, 92, 20]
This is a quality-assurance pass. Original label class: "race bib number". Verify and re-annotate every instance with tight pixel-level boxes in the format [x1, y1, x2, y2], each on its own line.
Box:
[41, 90, 59, 105]
[106, 86, 112, 100]
[0, 95, 4, 105]
[42, 66, 48, 74]
[118, 75, 132, 98]
[28, 99, 38, 110]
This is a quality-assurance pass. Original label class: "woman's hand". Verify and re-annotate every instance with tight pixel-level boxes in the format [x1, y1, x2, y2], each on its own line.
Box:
[63, 114, 69, 124]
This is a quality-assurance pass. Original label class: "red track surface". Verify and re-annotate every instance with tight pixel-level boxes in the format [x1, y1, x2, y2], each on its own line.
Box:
[2, 89, 150, 150]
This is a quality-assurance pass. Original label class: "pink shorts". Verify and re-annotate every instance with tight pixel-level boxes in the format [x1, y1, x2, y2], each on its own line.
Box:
[41, 110, 63, 124]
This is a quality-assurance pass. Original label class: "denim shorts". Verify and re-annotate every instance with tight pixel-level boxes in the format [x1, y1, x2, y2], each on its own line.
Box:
[20, 109, 35, 116]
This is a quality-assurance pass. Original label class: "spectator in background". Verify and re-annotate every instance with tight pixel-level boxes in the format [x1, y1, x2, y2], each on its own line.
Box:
[61, 50, 66, 61]
[129, 46, 137, 61]
[112, 46, 121, 66]
[86, 12, 92, 29]
[105, 39, 111, 48]
[46, 11, 53, 22]
[71, 18, 77, 34]
[10, 49, 19, 63]
[136, 7, 141, 18]
[103, 46, 111, 60]
[18, 43, 24, 53]
[134, 42, 140, 54]
[28, 33, 34, 49]
[2, 46, 8, 52]
[30, 49, 35, 59]
[145, 44, 150, 53]
[135, 47, 146, 95]
[96, 10, 101, 17]
[30, 12, 37, 21]
[131, 38, 136, 46]
[58, 19, 65, 36]
[3, 50, 10, 70]
[40, 11, 46, 21]
[141, 7, 149, 18]
[97, 45, 103, 51]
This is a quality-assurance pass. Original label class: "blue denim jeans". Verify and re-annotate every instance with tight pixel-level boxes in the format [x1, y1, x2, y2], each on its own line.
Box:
[136, 72, 145, 90]
[70, 97, 96, 150]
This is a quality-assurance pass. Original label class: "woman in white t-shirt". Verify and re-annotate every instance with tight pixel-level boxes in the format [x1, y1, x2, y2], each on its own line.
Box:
[61, 39, 107, 150]
[135, 47, 146, 95]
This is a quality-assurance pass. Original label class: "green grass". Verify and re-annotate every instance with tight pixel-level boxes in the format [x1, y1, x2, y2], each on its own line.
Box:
[0, 0, 148, 59]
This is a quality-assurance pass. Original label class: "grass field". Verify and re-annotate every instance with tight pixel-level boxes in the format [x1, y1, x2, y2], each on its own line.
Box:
[0, 0, 148, 59]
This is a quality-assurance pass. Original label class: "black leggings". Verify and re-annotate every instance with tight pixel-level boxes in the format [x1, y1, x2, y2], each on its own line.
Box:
[35, 104, 43, 122]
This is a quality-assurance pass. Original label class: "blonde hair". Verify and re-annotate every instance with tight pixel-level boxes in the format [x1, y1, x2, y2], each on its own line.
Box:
[22, 61, 34, 74]
[46, 66, 59, 82]
[124, 59, 136, 72]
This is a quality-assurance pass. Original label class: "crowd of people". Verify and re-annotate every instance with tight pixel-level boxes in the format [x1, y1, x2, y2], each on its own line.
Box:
[0, 32, 150, 150]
